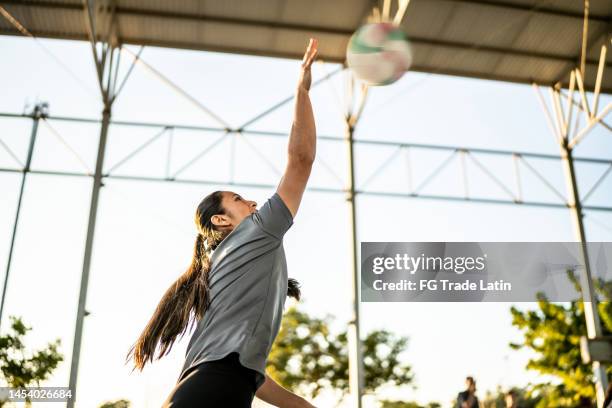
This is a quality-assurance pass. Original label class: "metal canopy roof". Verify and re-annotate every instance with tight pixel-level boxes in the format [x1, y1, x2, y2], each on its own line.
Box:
[1, 0, 611, 92]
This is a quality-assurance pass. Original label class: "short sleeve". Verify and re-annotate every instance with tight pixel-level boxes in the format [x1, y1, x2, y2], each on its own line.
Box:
[252, 192, 294, 239]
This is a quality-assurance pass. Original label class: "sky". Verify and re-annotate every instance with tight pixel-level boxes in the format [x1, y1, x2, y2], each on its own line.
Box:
[0, 33, 611, 408]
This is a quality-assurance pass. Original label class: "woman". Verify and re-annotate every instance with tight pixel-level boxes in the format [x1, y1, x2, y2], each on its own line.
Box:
[126, 39, 319, 407]
[456, 376, 479, 408]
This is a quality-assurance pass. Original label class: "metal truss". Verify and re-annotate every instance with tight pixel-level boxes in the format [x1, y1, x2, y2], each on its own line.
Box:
[1, 111, 611, 211]
[0, 1, 611, 407]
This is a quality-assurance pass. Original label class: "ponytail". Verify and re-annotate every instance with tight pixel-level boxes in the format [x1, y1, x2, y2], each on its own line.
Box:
[125, 233, 212, 371]
[288, 278, 301, 300]
[126, 190, 302, 372]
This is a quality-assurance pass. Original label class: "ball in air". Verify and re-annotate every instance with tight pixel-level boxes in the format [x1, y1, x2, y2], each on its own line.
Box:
[346, 22, 413, 86]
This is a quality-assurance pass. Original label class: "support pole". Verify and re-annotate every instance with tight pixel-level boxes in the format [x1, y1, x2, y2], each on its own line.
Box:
[0, 103, 46, 329]
[343, 70, 368, 408]
[559, 138, 608, 407]
[67, 104, 111, 408]
[69, 4, 120, 401]
[345, 119, 364, 408]
[535, 73, 610, 405]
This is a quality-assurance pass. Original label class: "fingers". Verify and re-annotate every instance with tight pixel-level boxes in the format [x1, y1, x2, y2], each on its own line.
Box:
[302, 38, 316, 62]
[307, 38, 318, 64]
[301, 40, 311, 65]
[302, 38, 318, 68]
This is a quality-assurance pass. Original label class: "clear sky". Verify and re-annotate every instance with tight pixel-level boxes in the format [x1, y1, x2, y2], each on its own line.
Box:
[0, 34, 611, 408]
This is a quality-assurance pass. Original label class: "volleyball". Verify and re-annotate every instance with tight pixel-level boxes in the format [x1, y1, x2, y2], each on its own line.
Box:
[346, 22, 413, 86]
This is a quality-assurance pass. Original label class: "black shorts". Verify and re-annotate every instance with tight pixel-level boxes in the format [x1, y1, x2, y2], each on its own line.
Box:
[162, 352, 258, 407]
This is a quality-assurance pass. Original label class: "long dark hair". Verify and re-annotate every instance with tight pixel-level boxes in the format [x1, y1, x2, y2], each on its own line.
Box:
[126, 190, 301, 371]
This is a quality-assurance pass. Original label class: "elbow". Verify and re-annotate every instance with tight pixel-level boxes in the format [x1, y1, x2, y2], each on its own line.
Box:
[288, 152, 315, 167]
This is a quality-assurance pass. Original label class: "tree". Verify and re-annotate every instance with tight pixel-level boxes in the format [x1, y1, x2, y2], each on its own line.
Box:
[481, 386, 542, 408]
[266, 306, 413, 404]
[509, 270, 612, 407]
[99, 399, 131, 408]
[0, 316, 63, 407]
[379, 401, 441, 408]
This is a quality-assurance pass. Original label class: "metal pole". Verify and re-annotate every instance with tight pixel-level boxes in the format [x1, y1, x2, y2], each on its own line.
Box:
[67, 104, 111, 408]
[559, 138, 608, 407]
[0, 103, 46, 329]
[345, 120, 364, 408]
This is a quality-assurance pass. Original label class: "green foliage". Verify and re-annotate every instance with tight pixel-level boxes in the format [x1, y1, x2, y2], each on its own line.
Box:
[266, 306, 413, 402]
[98, 399, 131, 408]
[379, 401, 441, 408]
[509, 270, 612, 407]
[363, 329, 414, 393]
[481, 386, 542, 408]
[0, 316, 63, 407]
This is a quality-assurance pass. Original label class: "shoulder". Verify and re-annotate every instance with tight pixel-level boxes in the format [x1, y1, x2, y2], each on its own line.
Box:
[251, 192, 294, 240]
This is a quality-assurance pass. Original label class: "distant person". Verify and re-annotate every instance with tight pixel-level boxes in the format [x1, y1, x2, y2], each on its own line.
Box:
[456, 376, 479, 408]
[505, 390, 518, 408]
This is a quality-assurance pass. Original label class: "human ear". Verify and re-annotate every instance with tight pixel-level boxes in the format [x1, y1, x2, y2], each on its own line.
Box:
[211, 214, 229, 227]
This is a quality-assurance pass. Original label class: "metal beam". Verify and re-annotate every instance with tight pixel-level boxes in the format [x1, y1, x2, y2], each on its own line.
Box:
[68, 42, 120, 407]
[559, 136, 609, 407]
[554, 18, 612, 86]
[536, 71, 610, 407]
[559, 89, 612, 132]
[67, 106, 111, 408]
[0, 103, 45, 329]
[82, 0, 104, 98]
[1, 166, 612, 212]
[569, 102, 612, 149]
[237, 66, 343, 130]
[344, 73, 368, 408]
[2, 111, 612, 165]
[120, 47, 231, 129]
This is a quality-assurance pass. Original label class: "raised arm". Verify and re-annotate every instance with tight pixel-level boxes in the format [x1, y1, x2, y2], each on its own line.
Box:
[276, 38, 318, 218]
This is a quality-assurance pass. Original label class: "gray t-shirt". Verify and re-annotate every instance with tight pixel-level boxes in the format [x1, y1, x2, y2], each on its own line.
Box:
[178, 192, 294, 390]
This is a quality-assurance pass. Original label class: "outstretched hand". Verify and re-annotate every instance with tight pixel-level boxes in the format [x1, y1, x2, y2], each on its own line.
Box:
[298, 38, 318, 91]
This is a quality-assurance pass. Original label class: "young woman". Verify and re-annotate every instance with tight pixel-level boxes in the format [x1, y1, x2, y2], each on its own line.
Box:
[126, 39, 319, 408]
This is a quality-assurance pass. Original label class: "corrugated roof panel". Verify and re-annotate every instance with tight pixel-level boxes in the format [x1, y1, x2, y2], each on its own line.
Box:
[119, 0, 200, 12]
[426, 46, 500, 75]
[513, 14, 589, 56]
[496, 54, 566, 82]
[2, 4, 82, 37]
[410, 43, 436, 69]
[280, 0, 369, 30]
[29, 0, 80, 5]
[272, 29, 347, 59]
[437, 3, 530, 48]
[118, 0, 284, 21]
[401, 0, 460, 39]
[201, 0, 285, 22]
[504, 0, 612, 16]
[584, 25, 612, 62]
[200, 22, 277, 51]
[55, 8, 86, 36]
[0, 0, 610, 93]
